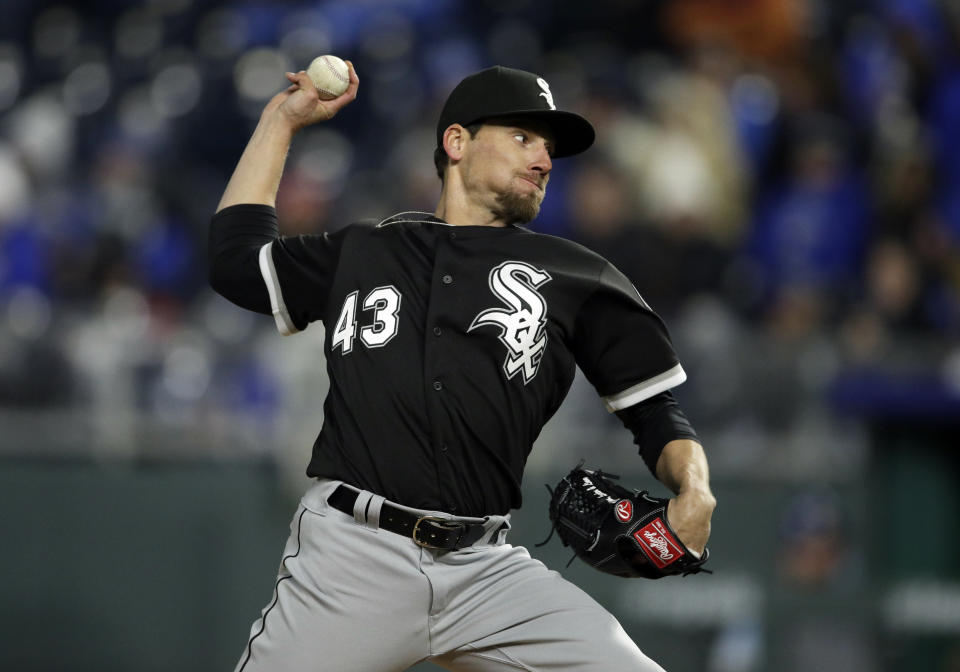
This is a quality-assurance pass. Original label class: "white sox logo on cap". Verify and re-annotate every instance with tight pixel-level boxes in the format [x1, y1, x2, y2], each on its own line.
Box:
[470, 261, 551, 384]
[536, 77, 556, 110]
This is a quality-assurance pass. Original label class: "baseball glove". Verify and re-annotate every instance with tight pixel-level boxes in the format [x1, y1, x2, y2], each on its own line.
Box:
[538, 463, 711, 579]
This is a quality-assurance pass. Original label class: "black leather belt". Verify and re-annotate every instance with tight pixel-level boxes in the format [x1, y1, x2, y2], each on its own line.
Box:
[327, 485, 491, 551]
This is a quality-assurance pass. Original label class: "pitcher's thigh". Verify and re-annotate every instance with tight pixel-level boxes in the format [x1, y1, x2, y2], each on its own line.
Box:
[432, 547, 664, 671]
[234, 506, 431, 672]
[434, 609, 664, 672]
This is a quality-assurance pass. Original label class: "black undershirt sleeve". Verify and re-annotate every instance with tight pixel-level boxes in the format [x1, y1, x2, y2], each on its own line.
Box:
[208, 203, 280, 315]
[614, 390, 700, 477]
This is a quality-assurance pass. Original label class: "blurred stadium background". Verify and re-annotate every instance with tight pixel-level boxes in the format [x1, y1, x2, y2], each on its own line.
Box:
[1, 0, 958, 670]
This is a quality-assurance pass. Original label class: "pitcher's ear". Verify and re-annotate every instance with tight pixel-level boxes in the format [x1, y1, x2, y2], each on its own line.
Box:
[442, 124, 469, 161]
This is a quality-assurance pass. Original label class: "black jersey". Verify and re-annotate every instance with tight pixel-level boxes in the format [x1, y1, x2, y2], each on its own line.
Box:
[210, 206, 687, 517]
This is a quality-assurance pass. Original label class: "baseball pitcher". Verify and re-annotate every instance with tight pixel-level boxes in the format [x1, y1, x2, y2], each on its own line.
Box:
[210, 62, 716, 671]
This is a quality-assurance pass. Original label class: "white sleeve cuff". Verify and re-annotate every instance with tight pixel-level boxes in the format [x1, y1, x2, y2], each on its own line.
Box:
[258, 242, 299, 336]
[602, 363, 687, 412]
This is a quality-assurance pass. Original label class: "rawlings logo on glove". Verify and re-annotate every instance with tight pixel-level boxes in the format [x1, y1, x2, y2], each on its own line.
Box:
[635, 519, 683, 568]
[538, 463, 711, 579]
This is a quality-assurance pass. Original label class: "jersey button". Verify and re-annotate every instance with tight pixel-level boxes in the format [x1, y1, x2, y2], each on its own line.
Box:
[441, 274, 453, 284]
[441, 444, 449, 452]
[449, 232, 457, 240]
[433, 326, 442, 336]
[433, 380, 443, 391]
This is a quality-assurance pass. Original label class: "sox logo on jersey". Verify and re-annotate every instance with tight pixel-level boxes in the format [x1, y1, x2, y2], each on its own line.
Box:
[469, 261, 551, 384]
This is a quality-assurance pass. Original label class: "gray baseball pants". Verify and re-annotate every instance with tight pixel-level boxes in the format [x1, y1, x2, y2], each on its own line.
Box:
[234, 479, 665, 672]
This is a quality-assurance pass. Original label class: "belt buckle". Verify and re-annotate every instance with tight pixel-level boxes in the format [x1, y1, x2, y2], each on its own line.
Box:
[412, 515, 464, 549]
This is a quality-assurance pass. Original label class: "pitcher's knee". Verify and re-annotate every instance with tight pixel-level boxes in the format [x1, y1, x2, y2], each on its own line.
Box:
[582, 618, 665, 671]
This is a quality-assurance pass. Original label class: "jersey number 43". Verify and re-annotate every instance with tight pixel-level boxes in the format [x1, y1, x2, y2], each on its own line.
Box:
[331, 286, 402, 354]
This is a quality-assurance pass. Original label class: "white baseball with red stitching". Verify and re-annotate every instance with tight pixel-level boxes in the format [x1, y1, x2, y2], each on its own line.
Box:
[306, 55, 349, 100]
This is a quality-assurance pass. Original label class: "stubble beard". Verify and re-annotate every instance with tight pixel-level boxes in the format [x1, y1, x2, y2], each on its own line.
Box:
[493, 184, 544, 225]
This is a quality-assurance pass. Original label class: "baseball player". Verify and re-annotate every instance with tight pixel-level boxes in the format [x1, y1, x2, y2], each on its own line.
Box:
[210, 63, 716, 671]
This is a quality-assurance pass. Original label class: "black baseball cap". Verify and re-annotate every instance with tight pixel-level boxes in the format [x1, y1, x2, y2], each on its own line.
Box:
[436, 66, 595, 158]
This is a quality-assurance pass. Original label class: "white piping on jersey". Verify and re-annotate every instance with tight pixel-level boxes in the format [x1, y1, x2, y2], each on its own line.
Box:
[376, 211, 453, 227]
[376, 211, 523, 229]
[602, 363, 687, 413]
[258, 242, 299, 336]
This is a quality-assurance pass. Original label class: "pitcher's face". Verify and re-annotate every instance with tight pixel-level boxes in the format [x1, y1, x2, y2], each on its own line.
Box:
[459, 119, 555, 224]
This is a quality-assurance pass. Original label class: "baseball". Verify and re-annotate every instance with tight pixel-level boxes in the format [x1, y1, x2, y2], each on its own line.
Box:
[306, 55, 350, 100]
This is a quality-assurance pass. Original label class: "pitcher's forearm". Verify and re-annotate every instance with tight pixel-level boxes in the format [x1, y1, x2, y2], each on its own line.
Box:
[216, 66, 358, 213]
[216, 112, 296, 212]
[656, 438, 711, 495]
[657, 438, 715, 554]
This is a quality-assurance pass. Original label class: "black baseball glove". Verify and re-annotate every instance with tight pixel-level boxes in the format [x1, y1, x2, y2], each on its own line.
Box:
[539, 463, 711, 579]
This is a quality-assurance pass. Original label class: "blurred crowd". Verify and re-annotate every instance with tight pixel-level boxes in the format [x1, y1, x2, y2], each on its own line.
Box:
[1, 0, 959, 463]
